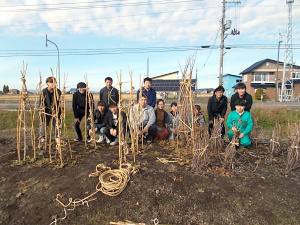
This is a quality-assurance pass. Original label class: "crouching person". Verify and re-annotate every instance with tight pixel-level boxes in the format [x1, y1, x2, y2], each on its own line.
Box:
[130, 94, 156, 144]
[167, 102, 179, 140]
[87, 100, 108, 143]
[103, 104, 127, 146]
[153, 99, 169, 142]
[226, 99, 253, 147]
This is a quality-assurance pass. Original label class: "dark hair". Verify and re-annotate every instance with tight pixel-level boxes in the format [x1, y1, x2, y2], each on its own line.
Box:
[235, 99, 246, 106]
[194, 105, 201, 112]
[46, 76, 56, 83]
[144, 77, 152, 83]
[77, 82, 86, 88]
[171, 102, 177, 107]
[97, 100, 106, 107]
[214, 85, 225, 94]
[105, 77, 113, 82]
[157, 99, 164, 106]
[236, 82, 246, 90]
[140, 93, 148, 99]
[109, 103, 118, 108]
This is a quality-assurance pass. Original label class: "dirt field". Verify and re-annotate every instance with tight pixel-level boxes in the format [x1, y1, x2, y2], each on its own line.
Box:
[0, 128, 300, 225]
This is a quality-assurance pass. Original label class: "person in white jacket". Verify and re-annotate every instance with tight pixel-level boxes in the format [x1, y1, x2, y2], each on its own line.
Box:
[130, 94, 156, 143]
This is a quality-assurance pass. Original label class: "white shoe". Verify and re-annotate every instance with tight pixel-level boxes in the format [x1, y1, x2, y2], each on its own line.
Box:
[41, 138, 45, 143]
[106, 136, 111, 144]
[97, 135, 104, 143]
[110, 138, 118, 146]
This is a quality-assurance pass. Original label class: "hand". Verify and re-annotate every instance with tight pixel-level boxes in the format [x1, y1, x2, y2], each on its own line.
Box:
[232, 127, 237, 132]
[209, 120, 213, 124]
[239, 133, 244, 139]
[157, 127, 162, 132]
[110, 129, 117, 136]
[137, 130, 142, 136]
[74, 118, 80, 124]
[143, 126, 149, 133]
[219, 118, 224, 123]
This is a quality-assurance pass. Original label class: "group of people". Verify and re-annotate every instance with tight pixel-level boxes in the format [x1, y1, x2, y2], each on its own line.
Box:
[40, 75, 254, 148]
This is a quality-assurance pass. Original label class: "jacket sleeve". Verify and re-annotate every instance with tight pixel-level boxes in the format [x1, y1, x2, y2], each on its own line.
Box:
[226, 112, 233, 129]
[220, 97, 228, 118]
[207, 98, 214, 121]
[104, 112, 112, 130]
[146, 107, 156, 128]
[164, 111, 169, 125]
[230, 94, 236, 111]
[246, 94, 253, 111]
[150, 90, 156, 108]
[242, 113, 253, 135]
[136, 90, 140, 102]
[72, 93, 79, 118]
[99, 89, 103, 101]
[115, 89, 119, 105]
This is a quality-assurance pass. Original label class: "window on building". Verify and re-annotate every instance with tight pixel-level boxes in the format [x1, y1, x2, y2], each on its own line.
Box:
[236, 79, 242, 83]
[253, 72, 270, 82]
[292, 72, 300, 79]
[243, 75, 247, 82]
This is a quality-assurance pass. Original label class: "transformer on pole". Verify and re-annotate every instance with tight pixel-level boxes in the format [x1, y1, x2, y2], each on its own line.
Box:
[280, 0, 294, 102]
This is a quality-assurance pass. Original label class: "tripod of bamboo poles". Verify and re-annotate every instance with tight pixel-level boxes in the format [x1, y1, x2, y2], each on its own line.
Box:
[17, 63, 31, 163]
[177, 57, 196, 154]
[84, 73, 96, 148]
[60, 74, 72, 159]
[116, 71, 129, 165]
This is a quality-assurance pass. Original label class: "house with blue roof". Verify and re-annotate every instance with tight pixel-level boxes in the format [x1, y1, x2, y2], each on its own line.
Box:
[222, 74, 242, 97]
[240, 58, 300, 100]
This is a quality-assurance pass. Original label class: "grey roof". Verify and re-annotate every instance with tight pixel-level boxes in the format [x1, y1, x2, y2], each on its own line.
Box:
[240, 58, 300, 75]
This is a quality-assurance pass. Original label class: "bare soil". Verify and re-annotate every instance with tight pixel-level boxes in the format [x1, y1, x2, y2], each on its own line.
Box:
[0, 131, 300, 225]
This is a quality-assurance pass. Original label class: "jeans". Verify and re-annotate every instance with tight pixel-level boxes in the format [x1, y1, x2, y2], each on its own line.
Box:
[41, 116, 58, 138]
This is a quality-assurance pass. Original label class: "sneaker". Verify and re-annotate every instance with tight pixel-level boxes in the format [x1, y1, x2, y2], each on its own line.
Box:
[97, 135, 104, 143]
[105, 136, 111, 144]
[146, 139, 152, 144]
[110, 138, 118, 146]
[74, 137, 82, 142]
[41, 138, 45, 143]
[87, 137, 91, 143]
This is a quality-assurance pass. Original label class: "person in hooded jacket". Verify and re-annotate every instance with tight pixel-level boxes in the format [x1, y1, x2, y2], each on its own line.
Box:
[230, 82, 253, 112]
[72, 82, 94, 141]
[207, 85, 228, 137]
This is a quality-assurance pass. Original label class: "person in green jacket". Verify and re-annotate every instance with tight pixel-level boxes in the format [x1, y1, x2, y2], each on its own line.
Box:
[226, 98, 253, 147]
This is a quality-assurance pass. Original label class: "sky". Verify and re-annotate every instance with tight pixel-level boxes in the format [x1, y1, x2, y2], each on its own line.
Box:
[0, 0, 300, 92]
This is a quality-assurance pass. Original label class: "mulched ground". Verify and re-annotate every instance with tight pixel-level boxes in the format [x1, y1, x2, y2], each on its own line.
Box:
[0, 132, 300, 225]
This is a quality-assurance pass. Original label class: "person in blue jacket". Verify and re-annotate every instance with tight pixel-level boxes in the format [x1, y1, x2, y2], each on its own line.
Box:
[226, 98, 253, 147]
[136, 77, 156, 108]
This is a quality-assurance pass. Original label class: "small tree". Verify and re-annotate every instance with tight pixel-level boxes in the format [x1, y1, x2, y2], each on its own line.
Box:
[254, 88, 267, 100]
[3, 85, 9, 94]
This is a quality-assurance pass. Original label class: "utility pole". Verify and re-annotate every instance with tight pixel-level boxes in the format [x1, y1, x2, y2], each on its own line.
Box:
[280, 0, 294, 102]
[219, 0, 226, 86]
[147, 57, 149, 77]
[275, 40, 282, 102]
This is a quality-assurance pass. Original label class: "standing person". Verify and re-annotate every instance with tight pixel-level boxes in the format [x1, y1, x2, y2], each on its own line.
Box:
[72, 82, 94, 142]
[227, 99, 253, 147]
[207, 85, 228, 137]
[168, 102, 180, 140]
[230, 82, 253, 112]
[87, 100, 108, 143]
[153, 99, 169, 142]
[99, 77, 119, 108]
[136, 77, 156, 108]
[130, 94, 156, 144]
[39, 76, 61, 142]
[103, 103, 127, 146]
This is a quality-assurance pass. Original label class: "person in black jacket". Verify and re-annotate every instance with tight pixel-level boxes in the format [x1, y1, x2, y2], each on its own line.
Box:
[230, 82, 253, 112]
[87, 100, 108, 143]
[72, 82, 94, 141]
[99, 77, 119, 108]
[103, 103, 127, 146]
[39, 76, 61, 142]
[207, 85, 228, 137]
